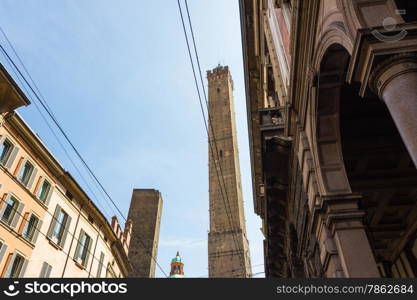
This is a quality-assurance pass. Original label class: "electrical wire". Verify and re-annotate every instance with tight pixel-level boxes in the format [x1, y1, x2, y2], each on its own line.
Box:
[0, 32, 168, 277]
[177, 0, 249, 277]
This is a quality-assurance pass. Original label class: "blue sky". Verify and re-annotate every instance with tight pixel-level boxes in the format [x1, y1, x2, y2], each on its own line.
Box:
[0, 0, 264, 277]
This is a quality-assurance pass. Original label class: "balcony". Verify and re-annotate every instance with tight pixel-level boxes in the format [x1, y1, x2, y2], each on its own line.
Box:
[259, 107, 285, 131]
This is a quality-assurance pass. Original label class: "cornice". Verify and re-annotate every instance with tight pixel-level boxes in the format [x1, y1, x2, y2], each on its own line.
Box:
[347, 22, 417, 97]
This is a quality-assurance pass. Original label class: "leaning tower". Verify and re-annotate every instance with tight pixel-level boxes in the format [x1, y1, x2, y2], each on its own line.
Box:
[207, 65, 252, 278]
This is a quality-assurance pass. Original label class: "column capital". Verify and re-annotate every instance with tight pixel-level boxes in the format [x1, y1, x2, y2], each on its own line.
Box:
[369, 53, 417, 98]
[319, 194, 366, 235]
[347, 23, 417, 97]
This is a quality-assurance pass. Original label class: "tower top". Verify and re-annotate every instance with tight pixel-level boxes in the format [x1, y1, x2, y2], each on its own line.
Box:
[169, 251, 185, 278]
[207, 65, 231, 80]
[171, 251, 182, 263]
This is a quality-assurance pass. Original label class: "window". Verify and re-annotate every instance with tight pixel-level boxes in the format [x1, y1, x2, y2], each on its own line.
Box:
[39, 262, 52, 278]
[18, 160, 34, 187]
[0, 139, 13, 165]
[37, 179, 51, 204]
[0, 240, 7, 264]
[96, 252, 105, 278]
[0, 138, 19, 169]
[74, 230, 92, 268]
[47, 205, 71, 247]
[22, 214, 41, 243]
[1, 196, 19, 226]
[106, 263, 116, 278]
[5, 253, 27, 278]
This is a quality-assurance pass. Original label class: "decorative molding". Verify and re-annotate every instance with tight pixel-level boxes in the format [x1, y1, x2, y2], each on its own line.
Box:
[347, 22, 417, 96]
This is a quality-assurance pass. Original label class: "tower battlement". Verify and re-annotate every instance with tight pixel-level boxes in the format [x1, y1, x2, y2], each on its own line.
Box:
[207, 65, 231, 80]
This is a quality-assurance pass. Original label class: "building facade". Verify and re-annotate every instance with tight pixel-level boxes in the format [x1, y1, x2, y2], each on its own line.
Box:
[207, 66, 252, 278]
[127, 189, 162, 278]
[240, 0, 417, 277]
[0, 64, 132, 278]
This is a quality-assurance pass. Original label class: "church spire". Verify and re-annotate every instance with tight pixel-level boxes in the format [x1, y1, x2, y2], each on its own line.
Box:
[169, 251, 185, 278]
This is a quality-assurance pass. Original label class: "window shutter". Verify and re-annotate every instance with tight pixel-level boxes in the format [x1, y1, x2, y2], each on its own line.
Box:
[19, 258, 28, 277]
[31, 219, 43, 244]
[0, 194, 8, 218]
[46, 264, 52, 278]
[27, 167, 38, 190]
[0, 243, 7, 263]
[47, 206, 61, 239]
[39, 262, 48, 278]
[5, 252, 16, 277]
[21, 214, 29, 236]
[5, 146, 19, 170]
[44, 186, 54, 207]
[10, 202, 25, 228]
[74, 229, 85, 261]
[59, 214, 72, 248]
[85, 235, 93, 268]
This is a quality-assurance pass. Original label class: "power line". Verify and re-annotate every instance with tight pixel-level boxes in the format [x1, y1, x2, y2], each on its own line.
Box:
[0, 43, 125, 221]
[177, 0, 249, 277]
[183, 0, 250, 268]
[0, 46, 114, 221]
[0, 194, 133, 277]
[0, 34, 168, 277]
[182, 0, 251, 275]
[177, 0, 247, 276]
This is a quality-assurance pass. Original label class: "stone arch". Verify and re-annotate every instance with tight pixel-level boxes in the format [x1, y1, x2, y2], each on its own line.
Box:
[309, 43, 352, 196]
[338, 0, 404, 40]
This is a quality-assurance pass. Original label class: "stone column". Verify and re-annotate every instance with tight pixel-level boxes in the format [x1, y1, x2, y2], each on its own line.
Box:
[323, 195, 380, 278]
[370, 53, 417, 167]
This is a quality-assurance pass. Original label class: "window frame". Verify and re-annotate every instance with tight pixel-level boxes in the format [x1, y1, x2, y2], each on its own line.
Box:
[18, 159, 35, 187]
[36, 177, 52, 205]
[22, 212, 42, 244]
[96, 251, 105, 278]
[74, 229, 92, 268]
[0, 138, 13, 165]
[51, 209, 68, 245]
[0, 135, 19, 170]
[0, 194, 20, 226]
[5, 251, 27, 278]
[39, 261, 52, 278]
[47, 205, 72, 249]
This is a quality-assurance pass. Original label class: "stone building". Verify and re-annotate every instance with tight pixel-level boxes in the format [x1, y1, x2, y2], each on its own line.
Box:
[240, 0, 417, 277]
[127, 189, 162, 278]
[207, 66, 252, 278]
[0, 63, 132, 278]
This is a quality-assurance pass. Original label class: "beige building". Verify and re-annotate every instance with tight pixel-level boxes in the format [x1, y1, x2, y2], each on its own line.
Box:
[0, 64, 132, 278]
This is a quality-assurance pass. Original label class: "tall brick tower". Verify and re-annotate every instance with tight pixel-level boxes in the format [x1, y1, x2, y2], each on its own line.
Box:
[127, 189, 163, 278]
[207, 65, 252, 278]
